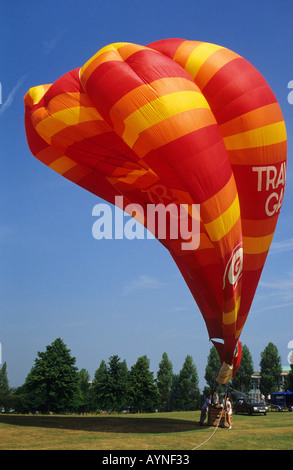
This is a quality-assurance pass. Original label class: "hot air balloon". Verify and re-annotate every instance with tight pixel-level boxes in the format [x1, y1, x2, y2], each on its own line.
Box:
[24, 39, 287, 384]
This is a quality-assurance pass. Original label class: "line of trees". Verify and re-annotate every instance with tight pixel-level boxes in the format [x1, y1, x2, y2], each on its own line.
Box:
[0, 338, 291, 414]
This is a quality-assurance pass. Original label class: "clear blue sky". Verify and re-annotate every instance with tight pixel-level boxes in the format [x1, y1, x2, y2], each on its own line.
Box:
[1, 0, 293, 389]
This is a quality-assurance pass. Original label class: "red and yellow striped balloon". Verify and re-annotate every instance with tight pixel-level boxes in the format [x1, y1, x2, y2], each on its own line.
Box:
[24, 39, 287, 383]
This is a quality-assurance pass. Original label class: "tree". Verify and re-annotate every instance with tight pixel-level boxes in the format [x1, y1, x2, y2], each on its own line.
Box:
[156, 352, 173, 411]
[204, 346, 221, 389]
[231, 344, 254, 393]
[25, 338, 79, 413]
[176, 355, 200, 410]
[128, 355, 158, 412]
[169, 373, 180, 411]
[107, 355, 129, 412]
[0, 362, 10, 412]
[77, 368, 92, 412]
[92, 356, 128, 412]
[92, 360, 109, 411]
[260, 342, 282, 396]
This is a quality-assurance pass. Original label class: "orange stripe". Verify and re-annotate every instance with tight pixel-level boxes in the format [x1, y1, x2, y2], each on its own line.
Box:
[173, 40, 203, 69]
[197, 233, 215, 251]
[81, 43, 148, 89]
[228, 141, 287, 165]
[132, 107, 216, 157]
[109, 77, 200, 134]
[200, 175, 237, 223]
[45, 92, 94, 113]
[81, 49, 124, 88]
[219, 103, 285, 138]
[49, 156, 77, 175]
[243, 233, 274, 254]
[195, 47, 240, 89]
[31, 106, 51, 127]
[31, 94, 93, 126]
[116, 42, 149, 61]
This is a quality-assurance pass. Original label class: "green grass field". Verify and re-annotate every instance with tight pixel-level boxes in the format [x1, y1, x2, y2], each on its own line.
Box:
[0, 410, 292, 450]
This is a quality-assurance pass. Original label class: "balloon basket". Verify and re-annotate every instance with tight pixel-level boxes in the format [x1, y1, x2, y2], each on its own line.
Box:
[208, 406, 231, 428]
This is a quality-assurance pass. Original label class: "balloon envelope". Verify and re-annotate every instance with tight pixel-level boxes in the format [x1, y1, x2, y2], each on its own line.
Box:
[24, 39, 287, 383]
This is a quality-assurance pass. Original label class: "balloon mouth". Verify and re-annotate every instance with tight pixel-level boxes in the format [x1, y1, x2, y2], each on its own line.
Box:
[216, 362, 234, 384]
[215, 341, 242, 384]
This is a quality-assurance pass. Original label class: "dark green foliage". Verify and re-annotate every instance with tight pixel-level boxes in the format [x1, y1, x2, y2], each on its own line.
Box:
[260, 342, 282, 396]
[4, 339, 286, 414]
[0, 362, 10, 412]
[231, 345, 254, 393]
[128, 355, 158, 412]
[92, 355, 129, 412]
[204, 346, 221, 389]
[156, 352, 173, 411]
[24, 338, 79, 413]
[175, 355, 200, 411]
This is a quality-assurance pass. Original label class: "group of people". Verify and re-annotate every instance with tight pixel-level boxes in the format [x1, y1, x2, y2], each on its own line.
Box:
[199, 391, 233, 429]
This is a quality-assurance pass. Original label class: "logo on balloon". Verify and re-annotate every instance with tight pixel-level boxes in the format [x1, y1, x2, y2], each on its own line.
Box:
[223, 243, 243, 290]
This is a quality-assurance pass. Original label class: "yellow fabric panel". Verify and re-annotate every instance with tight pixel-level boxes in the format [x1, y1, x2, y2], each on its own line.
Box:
[184, 43, 223, 79]
[132, 108, 216, 158]
[219, 103, 284, 138]
[122, 91, 210, 148]
[35, 106, 102, 141]
[25, 84, 52, 107]
[223, 121, 287, 150]
[204, 195, 240, 242]
[110, 76, 198, 128]
[223, 296, 241, 325]
[81, 42, 128, 71]
[195, 47, 240, 89]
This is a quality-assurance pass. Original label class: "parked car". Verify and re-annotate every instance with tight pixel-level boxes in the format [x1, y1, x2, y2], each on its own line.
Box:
[233, 397, 269, 415]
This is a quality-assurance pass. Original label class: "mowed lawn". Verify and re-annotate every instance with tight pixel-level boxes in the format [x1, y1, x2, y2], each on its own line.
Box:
[0, 410, 292, 450]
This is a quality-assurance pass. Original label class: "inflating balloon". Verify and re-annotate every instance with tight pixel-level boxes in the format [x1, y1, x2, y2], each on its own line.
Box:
[24, 39, 287, 383]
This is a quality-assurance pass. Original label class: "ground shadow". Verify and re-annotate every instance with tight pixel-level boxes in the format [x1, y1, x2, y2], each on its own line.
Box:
[0, 414, 203, 434]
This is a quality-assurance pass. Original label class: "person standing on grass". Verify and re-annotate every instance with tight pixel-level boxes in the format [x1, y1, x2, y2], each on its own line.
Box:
[226, 396, 233, 429]
[199, 394, 211, 425]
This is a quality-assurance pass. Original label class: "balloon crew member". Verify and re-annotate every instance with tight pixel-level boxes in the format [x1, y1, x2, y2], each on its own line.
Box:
[199, 394, 211, 425]
[226, 396, 233, 429]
